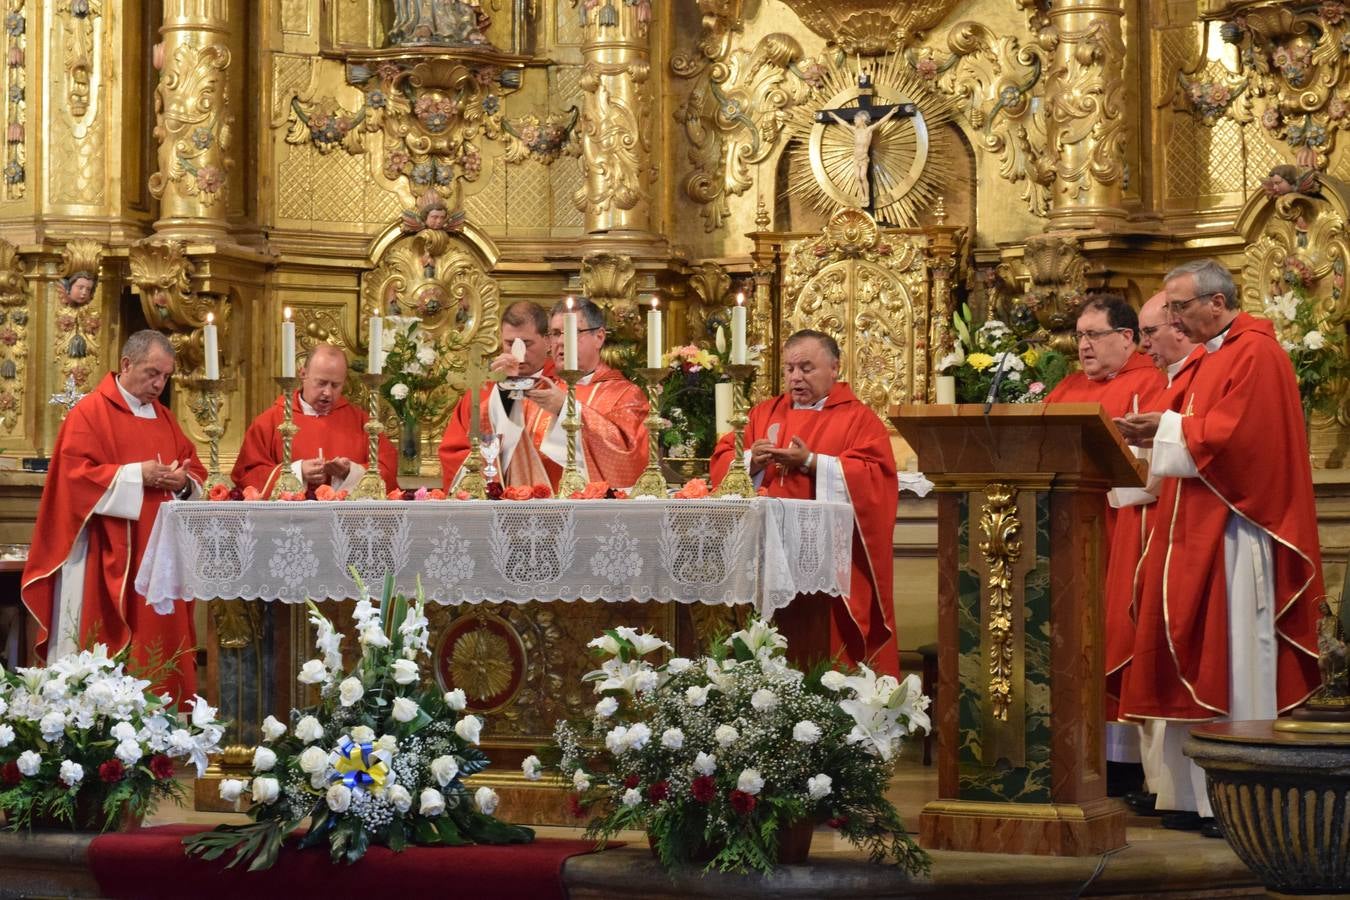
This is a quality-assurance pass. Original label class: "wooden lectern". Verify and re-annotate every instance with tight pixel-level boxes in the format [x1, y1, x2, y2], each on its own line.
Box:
[891, 404, 1146, 856]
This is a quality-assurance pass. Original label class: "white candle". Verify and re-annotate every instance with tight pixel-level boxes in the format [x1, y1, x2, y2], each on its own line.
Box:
[731, 293, 747, 365]
[203, 312, 219, 380]
[936, 375, 956, 404]
[368, 315, 383, 375]
[646, 296, 663, 369]
[563, 296, 579, 370]
[714, 381, 733, 436]
[281, 307, 296, 378]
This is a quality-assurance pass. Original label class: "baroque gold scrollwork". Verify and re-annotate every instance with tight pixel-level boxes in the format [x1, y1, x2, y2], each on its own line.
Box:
[979, 482, 1021, 722]
[1044, 17, 1128, 204]
[149, 42, 233, 208]
[0, 238, 25, 431]
[3, 0, 27, 200]
[56, 0, 100, 119]
[1022, 231, 1088, 350]
[56, 239, 102, 393]
[574, 59, 653, 228]
[776, 0, 962, 55]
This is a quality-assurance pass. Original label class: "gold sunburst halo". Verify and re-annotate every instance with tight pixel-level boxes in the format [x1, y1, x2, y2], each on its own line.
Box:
[450, 626, 515, 701]
[786, 54, 956, 227]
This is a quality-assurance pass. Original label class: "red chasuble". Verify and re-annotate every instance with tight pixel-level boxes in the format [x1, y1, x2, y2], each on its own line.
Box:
[230, 392, 399, 495]
[1120, 313, 1321, 721]
[439, 359, 558, 490]
[21, 373, 206, 700]
[711, 382, 899, 676]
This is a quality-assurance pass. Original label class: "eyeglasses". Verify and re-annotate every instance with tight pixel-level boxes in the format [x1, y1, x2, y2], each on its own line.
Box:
[1166, 294, 1212, 314]
[546, 327, 602, 339]
[1073, 328, 1128, 343]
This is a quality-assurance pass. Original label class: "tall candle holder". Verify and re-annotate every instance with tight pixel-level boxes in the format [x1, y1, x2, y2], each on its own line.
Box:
[350, 373, 390, 500]
[182, 375, 234, 494]
[630, 367, 670, 499]
[269, 376, 303, 500]
[556, 368, 588, 499]
[713, 363, 757, 498]
[457, 360, 493, 500]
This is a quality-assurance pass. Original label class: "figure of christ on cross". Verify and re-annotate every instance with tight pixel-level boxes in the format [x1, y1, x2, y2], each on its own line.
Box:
[814, 74, 918, 214]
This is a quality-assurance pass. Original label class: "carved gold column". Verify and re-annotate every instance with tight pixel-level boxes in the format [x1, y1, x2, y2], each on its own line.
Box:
[575, 0, 654, 237]
[923, 201, 963, 402]
[149, 0, 234, 240]
[1044, 0, 1128, 230]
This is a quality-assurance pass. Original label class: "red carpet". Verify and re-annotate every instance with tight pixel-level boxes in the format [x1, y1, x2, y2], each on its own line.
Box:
[88, 824, 610, 900]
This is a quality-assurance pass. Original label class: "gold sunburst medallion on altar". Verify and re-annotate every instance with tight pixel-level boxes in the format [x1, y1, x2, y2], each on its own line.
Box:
[433, 609, 528, 713]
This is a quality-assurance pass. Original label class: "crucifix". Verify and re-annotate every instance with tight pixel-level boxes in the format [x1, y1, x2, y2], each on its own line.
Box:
[814, 72, 918, 217]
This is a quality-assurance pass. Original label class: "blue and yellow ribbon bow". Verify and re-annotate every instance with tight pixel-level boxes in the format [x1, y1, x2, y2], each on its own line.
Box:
[331, 736, 390, 792]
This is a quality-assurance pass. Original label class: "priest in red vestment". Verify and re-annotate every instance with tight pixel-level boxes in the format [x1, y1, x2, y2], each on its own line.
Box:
[22, 330, 206, 700]
[711, 330, 900, 677]
[1115, 259, 1322, 835]
[440, 301, 559, 489]
[232, 343, 398, 496]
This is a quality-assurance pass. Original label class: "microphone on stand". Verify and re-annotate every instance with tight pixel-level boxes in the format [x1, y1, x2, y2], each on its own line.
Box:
[983, 344, 1025, 416]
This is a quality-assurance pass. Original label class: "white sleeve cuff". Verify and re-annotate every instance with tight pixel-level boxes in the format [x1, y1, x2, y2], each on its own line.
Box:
[1150, 409, 1198, 478]
[1108, 487, 1157, 508]
[813, 453, 849, 503]
[337, 462, 366, 492]
[93, 463, 146, 519]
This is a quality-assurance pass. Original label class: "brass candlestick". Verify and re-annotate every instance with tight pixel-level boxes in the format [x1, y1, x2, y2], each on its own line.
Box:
[713, 363, 757, 498]
[556, 368, 588, 499]
[182, 375, 235, 495]
[458, 358, 493, 500]
[350, 372, 389, 500]
[269, 376, 303, 499]
[630, 367, 670, 499]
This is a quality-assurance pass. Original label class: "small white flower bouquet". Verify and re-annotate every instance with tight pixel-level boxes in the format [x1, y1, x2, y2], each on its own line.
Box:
[0, 645, 224, 831]
[184, 576, 532, 869]
[539, 618, 931, 874]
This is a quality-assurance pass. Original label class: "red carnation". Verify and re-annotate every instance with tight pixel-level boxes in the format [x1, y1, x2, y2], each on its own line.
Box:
[623, 773, 640, 789]
[647, 780, 669, 802]
[486, 482, 504, 500]
[729, 789, 757, 815]
[826, 815, 849, 829]
[691, 775, 716, 803]
[568, 794, 588, 819]
[148, 754, 175, 780]
[99, 759, 126, 783]
[531, 483, 552, 499]
[1, 761, 20, 785]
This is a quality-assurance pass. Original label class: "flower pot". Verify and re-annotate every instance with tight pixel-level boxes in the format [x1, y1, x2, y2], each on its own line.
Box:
[646, 818, 815, 866]
[28, 795, 142, 833]
[659, 456, 710, 485]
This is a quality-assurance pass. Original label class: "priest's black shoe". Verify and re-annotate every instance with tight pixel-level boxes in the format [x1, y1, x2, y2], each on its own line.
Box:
[1199, 818, 1223, 839]
[1124, 791, 1159, 816]
[1159, 810, 1203, 831]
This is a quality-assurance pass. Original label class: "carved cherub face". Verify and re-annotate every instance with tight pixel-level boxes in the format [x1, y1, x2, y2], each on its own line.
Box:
[424, 206, 448, 230]
[67, 275, 94, 305]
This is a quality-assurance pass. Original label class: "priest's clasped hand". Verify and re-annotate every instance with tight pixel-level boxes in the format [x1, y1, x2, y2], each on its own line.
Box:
[323, 457, 352, 482]
[1113, 412, 1163, 447]
[749, 436, 812, 475]
[141, 459, 187, 492]
[300, 457, 329, 485]
[526, 377, 568, 417]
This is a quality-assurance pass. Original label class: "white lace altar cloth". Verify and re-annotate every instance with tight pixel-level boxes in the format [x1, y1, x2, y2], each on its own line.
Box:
[135, 498, 854, 617]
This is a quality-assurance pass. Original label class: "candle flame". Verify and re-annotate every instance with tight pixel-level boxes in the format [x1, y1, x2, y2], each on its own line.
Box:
[652, 295, 660, 310]
[283, 307, 292, 321]
[206, 312, 214, 324]
[736, 292, 745, 306]
[566, 295, 574, 310]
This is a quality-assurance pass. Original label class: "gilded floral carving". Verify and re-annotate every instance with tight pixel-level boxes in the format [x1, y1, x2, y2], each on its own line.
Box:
[149, 42, 233, 207]
[0, 238, 25, 430]
[979, 482, 1022, 722]
[1043, 17, 1128, 204]
[55, 240, 102, 392]
[57, 0, 100, 118]
[3, 1, 26, 199]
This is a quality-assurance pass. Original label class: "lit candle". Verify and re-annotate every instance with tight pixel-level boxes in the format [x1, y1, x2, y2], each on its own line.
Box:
[203, 312, 219, 380]
[281, 307, 296, 378]
[563, 296, 579, 370]
[936, 375, 956, 405]
[646, 296, 663, 369]
[714, 381, 733, 436]
[731, 292, 747, 365]
[368, 315, 383, 375]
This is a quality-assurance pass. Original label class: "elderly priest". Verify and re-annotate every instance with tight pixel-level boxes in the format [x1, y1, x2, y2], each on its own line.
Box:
[711, 329, 900, 676]
[232, 343, 398, 496]
[22, 330, 206, 700]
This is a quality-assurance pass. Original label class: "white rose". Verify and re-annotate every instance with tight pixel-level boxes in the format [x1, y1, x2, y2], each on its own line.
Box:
[1304, 330, 1327, 350]
[622, 788, 642, 808]
[633, 670, 659, 694]
[261, 716, 287, 742]
[110, 721, 137, 743]
[391, 696, 420, 723]
[522, 755, 542, 781]
[388, 784, 412, 813]
[475, 786, 499, 815]
[297, 660, 329, 685]
[376, 734, 398, 755]
[807, 773, 833, 800]
[714, 724, 739, 747]
[793, 721, 822, 744]
[39, 711, 66, 741]
[444, 688, 467, 711]
[16, 750, 40, 776]
[736, 768, 764, 796]
[625, 722, 652, 751]
[821, 670, 848, 691]
[251, 776, 280, 804]
[660, 728, 684, 750]
[594, 696, 619, 718]
[0, 723, 13, 747]
[294, 716, 324, 744]
[391, 659, 420, 685]
[572, 769, 591, 792]
[454, 715, 483, 745]
[693, 752, 717, 776]
[338, 677, 364, 707]
[349, 725, 375, 744]
[298, 746, 329, 775]
[604, 725, 629, 755]
[390, 383, 410, 401]
[750, 688, 777, 712]
[430, 754, 460, 787]
[218, 778, 246, 802]
[419, 787, 445, 816]
[58, 760, 84, 787]
[684, 685, 709, 707]
[251, 746, 277, 773]
[115, 739, 143, 766]
[326, 783, 353, 813]
[666, 657, 692, 675]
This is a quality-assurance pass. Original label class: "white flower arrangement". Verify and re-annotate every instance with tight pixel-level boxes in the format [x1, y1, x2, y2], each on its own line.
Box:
[185, 577, 532, 869]
[0, 645, 225, 831]
[544, 619, 931, 875]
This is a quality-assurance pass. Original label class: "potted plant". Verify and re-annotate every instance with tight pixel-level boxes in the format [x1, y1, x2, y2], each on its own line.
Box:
[940, 309, 1070, 403]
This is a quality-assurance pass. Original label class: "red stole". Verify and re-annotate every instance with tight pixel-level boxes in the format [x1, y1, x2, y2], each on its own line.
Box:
[1120, 314, 1321, 720]
[711, 382, 900, 676]
[21, 373, 206, 700]
[231, 392, 398, 495]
